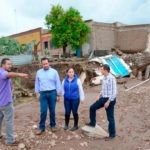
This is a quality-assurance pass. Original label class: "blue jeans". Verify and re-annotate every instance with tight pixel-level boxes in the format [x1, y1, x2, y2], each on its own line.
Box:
[89, 97, 116, 137]
[0, 102, 14, 144]
[39, 90, 57, 130]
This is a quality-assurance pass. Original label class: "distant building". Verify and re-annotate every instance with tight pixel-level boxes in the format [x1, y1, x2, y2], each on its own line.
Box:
[9, 28, 61, 56]
[9, 21, 150, 57]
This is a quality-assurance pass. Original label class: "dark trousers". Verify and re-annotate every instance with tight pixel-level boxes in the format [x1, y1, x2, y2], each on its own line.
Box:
[89, 97, 116, 137]
[39, 90, 57, 130]
[64, 99, 80, 127]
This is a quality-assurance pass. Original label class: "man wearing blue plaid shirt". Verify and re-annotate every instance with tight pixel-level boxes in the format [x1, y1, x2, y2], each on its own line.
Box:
[86, 64, 117, 139]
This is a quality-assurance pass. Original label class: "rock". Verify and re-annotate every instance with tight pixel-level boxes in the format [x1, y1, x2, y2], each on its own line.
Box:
[52, 133, 58, 139]
[81, 124, 109, 138]
[67, 135, 72, 140]
[80, 142, 88, 147]
[74, 134, 81, 139]
[30, 132, 35, 139]
[84, 142, 88, 147]
[48, 131, 52, 135]
[28, 93, 33, 97]
[32, 124, 38, 129]
[18, 143, 26, 149]
[117, 78, 127, 84]
[49, 140, 56, 147]
[137, 71, 142, 80]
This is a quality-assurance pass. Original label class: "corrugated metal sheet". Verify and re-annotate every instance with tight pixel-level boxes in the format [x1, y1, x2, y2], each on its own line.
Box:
[0, 55, 32, 65]
[90, 55, 132, 77]
[104, 56, 130, 77]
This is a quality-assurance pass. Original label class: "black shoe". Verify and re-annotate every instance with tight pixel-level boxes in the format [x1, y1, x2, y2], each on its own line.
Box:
[36, 130, 45, 135]
[105, 136, 115, 141]
[85, 123, 95, 127]
[51, 127, 59, 132]
[109, 135, 115, 139]
[6, 140, 19, 146]
[0, 135, 3, 139]
[64, 125, 69, 130]
[70, 126, 78, 131]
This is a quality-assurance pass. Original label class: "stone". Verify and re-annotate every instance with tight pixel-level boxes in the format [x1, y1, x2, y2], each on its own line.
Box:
[49, 140, 56, 147]
[74, 134, 81, 139]
[32, 124, 38, 129]
[52, 133, 58, 139]
[80, 142, 88, 147]
[18, 143, 26, 149]
[81, 124, 109, 138]
[67, 135, 72, 140]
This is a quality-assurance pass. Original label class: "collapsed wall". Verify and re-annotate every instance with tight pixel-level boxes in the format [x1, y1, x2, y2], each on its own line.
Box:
[117, 25, 148, 53]
[87, 21, 150, 55]
[145, 32, 150, 53]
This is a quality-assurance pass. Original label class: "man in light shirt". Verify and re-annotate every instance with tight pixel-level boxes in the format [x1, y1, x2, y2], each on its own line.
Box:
[86, 64, 117, 139]
[35, 57, 62, 135]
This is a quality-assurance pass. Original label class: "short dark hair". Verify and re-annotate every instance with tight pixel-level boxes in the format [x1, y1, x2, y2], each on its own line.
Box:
[1, 58, 10, 66]
[41, 57, 50, 62]
[102, 64, 110, 72]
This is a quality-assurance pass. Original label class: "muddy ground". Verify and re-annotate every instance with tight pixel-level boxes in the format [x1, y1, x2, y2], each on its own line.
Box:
[0, 78, 150, 150]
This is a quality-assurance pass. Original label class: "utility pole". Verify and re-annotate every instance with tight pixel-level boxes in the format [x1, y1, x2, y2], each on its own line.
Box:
[14, 9, 17, 34]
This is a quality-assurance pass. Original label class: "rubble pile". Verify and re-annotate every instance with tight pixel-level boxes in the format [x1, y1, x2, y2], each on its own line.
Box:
[122, 52, 150, 68]
[113, 49, 150, 79]
[122, 52, 150, 79]
[11, 51, 150, 100]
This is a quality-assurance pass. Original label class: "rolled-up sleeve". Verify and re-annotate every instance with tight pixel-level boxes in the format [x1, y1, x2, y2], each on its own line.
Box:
[107, 78, 117, 101]
[61, 80, 65, 96]
[55, 71, 62, 95]
[35, 72, 40, 93]
[77, 79, 85, 101]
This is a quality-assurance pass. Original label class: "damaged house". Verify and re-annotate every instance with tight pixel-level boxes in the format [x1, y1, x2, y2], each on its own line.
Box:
[83, 20, 150, 56]
[83, 20, 150, 80]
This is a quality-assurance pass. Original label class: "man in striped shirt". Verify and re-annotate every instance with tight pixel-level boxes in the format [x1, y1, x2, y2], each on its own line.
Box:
[86, 64, 117, 139]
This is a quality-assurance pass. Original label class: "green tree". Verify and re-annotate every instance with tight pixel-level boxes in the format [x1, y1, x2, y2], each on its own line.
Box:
[45, 4, 91, 56]
[0, 37, 28, 55]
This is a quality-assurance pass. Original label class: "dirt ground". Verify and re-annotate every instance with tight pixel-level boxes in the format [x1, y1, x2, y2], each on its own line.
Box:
[0, 78, 150, 150]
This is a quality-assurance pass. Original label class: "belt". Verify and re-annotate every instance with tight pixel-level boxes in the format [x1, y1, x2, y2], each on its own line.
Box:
[40, 89, 56, 93]
[102, 97, 109, 99]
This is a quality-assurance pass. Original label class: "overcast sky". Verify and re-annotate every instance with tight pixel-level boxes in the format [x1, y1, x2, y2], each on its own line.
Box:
[0, 0, 150, 36]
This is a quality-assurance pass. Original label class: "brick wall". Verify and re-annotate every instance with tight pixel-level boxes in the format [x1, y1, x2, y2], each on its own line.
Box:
[117, 28, 148, 51]
[92, 25, 116, 51]
[88, 21, 150, 54]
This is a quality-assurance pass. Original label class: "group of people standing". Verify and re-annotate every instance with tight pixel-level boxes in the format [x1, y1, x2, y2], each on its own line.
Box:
[35, 57, 85, 134]
[0, 57, 117, 146]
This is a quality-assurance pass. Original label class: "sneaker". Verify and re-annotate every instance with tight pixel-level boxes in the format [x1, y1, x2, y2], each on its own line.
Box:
[85, 123, 95, 127]
[0, 135, 3, 139]
[36, 130, 45, 135]
[70, 126, 78, 131]
[6, 140, 19, 146]
[64, 125, 69, 130]
[51, 127, 58, 132]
